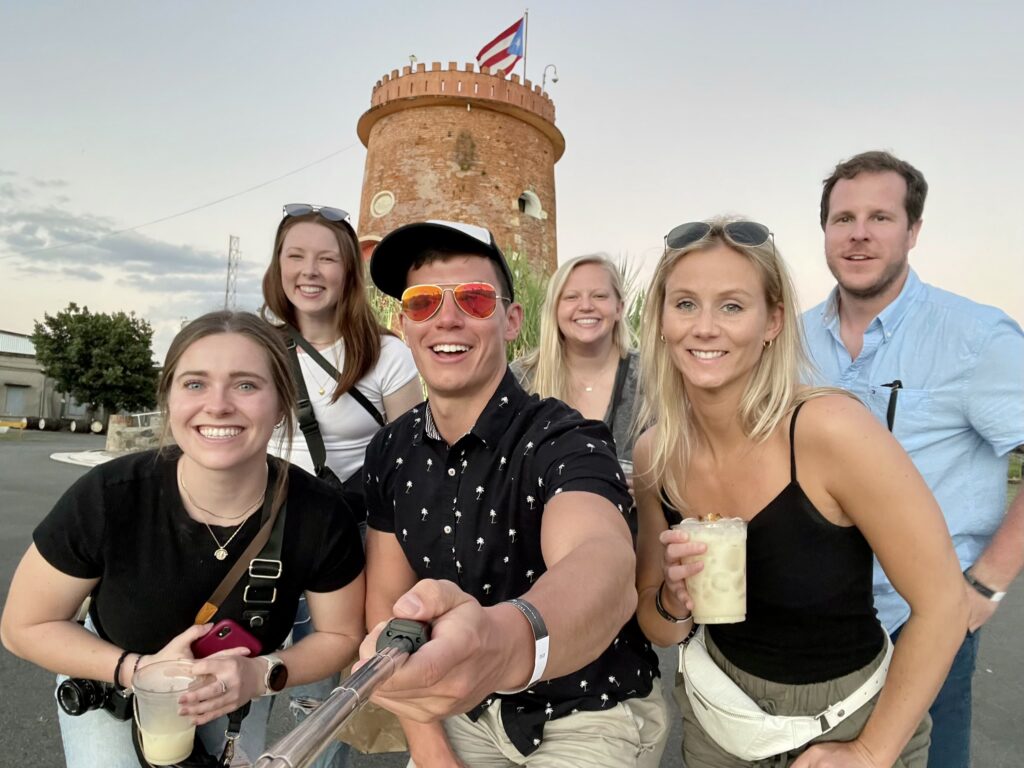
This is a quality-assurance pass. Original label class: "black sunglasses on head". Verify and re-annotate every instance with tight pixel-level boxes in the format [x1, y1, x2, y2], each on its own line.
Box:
[665, 221, 773, 251]
[282, 203, 353, 226]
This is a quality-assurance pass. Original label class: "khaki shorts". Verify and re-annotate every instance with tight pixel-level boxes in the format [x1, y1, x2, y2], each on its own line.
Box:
[409, 679, 669, 768]
[675, 634, 932, 768]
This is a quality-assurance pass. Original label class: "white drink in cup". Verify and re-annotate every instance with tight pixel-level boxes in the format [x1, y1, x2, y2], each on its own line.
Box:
[133, 660, 201, 765]
[675, 517, 747, 624]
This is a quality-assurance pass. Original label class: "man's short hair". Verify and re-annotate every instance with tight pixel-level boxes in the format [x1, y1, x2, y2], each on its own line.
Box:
[820, 150, 928, 229]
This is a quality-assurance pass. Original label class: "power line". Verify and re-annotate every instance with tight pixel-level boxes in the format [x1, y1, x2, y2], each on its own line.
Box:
[13, 143, 359, 257]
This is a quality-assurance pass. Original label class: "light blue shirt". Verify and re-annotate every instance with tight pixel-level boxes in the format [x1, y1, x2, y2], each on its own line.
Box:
[803, 269, 1024, 632]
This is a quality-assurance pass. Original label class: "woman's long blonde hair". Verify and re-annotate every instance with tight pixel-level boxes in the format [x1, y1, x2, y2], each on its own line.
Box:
[517, 254, 632, 401]
[636, 218, 816, 513]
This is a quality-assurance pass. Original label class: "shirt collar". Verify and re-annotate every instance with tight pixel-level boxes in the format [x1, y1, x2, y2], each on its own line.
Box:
[820, 268, 924, 337]
[420, 367, 528, 448]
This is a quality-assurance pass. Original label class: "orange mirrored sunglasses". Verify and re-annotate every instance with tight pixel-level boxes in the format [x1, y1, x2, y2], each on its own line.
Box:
[401, 282, 511, 323]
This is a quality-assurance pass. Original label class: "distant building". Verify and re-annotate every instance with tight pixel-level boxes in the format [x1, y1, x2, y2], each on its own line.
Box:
[0, 331, 87, 419]
[357, 61, 565, 273]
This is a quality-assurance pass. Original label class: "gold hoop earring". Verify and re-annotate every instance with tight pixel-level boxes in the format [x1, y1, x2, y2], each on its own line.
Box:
[660, 334, 666, 343]
[763, 338, 774, 349]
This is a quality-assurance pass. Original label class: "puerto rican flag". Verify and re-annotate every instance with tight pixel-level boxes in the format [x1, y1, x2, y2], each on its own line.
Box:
[476, 17, 525, 77]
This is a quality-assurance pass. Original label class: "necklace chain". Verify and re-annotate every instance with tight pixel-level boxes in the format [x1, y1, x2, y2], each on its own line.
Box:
[203, 515, 251, 561]
[178, 465, 265, 560]
[179, 467, 265, 521]
[298, 344, 340, 397]
[574, 355, 619, 393]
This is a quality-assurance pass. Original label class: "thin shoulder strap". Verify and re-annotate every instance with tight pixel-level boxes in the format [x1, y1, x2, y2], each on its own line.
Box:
[788, 401, 807, 484]
[285, 325, 386, 427]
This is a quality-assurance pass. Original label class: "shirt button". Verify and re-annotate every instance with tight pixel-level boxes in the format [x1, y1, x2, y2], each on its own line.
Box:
[443, 525, 453, 534]
[448, 468, 456, 477]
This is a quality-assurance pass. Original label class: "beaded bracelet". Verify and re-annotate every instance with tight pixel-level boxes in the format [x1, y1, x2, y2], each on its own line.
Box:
[655, 581, 693, 624]
[112, 650, 132, 693]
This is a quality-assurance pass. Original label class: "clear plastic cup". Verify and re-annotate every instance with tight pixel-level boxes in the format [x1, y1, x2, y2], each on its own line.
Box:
[132, 660, 202, 765]
[675, 517, 747, 624]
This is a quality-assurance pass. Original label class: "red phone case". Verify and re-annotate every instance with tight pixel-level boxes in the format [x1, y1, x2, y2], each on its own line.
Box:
[190, 619, 262, 658]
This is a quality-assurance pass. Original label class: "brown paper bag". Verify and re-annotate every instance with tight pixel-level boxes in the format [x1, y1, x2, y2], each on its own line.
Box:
[331, 664, 407, 754]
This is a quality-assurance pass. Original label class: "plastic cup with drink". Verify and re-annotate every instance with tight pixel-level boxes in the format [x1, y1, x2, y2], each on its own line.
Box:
[675, 515, 747, 624]
[133, 660, 204, 765]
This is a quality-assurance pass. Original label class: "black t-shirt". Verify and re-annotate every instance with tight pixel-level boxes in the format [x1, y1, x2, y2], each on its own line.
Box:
[34, 449, 364, 655]
[365, 368, 658, 756]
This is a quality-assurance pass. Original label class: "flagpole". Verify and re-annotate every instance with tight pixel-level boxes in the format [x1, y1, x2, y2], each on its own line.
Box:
[522, 9, 529, 81]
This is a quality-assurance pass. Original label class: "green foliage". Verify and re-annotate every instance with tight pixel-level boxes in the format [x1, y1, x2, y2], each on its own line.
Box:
[31, 303, 158, 415]
[504, 251, 549, 362]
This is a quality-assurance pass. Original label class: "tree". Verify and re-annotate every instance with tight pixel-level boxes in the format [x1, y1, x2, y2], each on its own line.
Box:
[31, 303, 158, 416]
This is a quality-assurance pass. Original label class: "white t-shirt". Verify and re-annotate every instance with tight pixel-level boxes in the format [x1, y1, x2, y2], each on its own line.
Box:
[271, 334, 420, 481]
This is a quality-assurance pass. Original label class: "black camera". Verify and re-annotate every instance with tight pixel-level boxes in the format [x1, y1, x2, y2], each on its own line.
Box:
[57, 678, 133, 720]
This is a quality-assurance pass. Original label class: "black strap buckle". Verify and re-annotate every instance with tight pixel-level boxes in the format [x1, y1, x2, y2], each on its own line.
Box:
[243, 584, 277, 605]
[249, 558, 283, 579]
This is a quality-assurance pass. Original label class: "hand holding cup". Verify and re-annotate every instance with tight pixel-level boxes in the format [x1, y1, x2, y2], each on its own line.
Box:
[658, 527, 707, 616]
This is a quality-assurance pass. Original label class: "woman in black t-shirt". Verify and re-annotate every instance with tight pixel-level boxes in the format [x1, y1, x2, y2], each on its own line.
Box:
[0, 311, 365, 767]
[632, 220, 966, 768]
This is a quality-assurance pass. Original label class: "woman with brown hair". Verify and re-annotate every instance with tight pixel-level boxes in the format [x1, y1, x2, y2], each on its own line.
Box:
[1, 310, 366, 766]
[261, 204, 420, 766]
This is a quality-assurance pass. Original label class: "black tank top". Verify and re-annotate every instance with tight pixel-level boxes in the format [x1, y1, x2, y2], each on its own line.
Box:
[661, 402, 884, 684]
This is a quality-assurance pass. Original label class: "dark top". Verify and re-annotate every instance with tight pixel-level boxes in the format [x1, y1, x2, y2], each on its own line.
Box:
[34, 449, 364, 655]
[662, 403, 884, 684]
[365, 368, 658, 756]
[510, 349, 641, 462]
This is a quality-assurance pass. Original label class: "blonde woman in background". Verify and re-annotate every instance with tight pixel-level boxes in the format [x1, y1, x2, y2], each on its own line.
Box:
[512, 254, 640, 467]
[633, 218, 966, 767]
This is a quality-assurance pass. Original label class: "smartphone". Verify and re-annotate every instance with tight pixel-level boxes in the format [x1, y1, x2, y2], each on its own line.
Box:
[190, 619, 262, 659]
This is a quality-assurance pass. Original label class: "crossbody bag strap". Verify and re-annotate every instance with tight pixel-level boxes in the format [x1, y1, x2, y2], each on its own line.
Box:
[285, 336, 330, 474]
[286, 325, 386, 427]
[194, 483, 282, 626]
[241, 497, 289, 632]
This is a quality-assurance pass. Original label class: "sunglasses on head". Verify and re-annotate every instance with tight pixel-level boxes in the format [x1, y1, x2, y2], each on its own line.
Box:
[282, 203, 353, 226]
[665, 221, 773, 251]
[401, 283, 511, 323]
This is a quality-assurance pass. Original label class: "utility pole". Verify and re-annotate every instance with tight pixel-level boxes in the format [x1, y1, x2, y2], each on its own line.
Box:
[224, 235, 240, 309]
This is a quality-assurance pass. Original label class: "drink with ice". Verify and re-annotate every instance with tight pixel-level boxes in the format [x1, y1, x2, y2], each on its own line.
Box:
[132, 660, 201, 765]
[676, 517, 747, 624]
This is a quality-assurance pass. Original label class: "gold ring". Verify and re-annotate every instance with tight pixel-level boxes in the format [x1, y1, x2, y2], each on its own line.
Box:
[219, 679, 228, 695]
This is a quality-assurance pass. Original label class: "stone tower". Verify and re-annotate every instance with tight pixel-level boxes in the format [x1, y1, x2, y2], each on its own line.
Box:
[356, 61, 565, 273]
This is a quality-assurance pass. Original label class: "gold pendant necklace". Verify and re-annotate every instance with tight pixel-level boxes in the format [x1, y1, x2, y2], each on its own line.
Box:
[298, 345, 339, 397]
[205, 515, 251, 561]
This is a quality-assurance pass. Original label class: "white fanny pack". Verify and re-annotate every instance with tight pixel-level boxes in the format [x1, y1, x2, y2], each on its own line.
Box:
[680, 626, 892, 761]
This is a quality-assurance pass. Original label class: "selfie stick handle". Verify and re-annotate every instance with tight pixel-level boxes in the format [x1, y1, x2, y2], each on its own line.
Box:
[253, 619, 430, 768]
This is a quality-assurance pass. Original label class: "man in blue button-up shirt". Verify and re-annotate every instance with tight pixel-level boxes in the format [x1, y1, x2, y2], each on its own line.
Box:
[803, 150, 1024, 768]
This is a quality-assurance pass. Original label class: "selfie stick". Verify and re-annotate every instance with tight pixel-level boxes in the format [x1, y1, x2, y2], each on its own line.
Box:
[253, 619, 430, 768]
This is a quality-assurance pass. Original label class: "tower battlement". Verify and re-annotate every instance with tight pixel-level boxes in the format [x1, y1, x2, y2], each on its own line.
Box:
[356, 60, 565, 272]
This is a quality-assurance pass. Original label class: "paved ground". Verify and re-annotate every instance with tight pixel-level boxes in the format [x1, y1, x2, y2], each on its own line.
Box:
[0, 432, 1019, 766]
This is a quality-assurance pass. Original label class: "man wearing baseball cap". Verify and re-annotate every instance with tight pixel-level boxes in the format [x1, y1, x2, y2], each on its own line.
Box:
[359, 220, 666, 767]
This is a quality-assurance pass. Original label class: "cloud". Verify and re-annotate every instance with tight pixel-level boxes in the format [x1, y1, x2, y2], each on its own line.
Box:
[0, 205, 243, 284]
[61, 265, 105, 281]
[31, 178, 69, 189]
[0, 182, 26, 200]
[0, 170, 16, 177]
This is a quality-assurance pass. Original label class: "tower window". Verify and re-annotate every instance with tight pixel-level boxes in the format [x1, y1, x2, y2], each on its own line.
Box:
[517, 190, 544, 219]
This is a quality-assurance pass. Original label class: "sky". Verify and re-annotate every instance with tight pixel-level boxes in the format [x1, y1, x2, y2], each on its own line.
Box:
[2, 1, 1021, 360]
